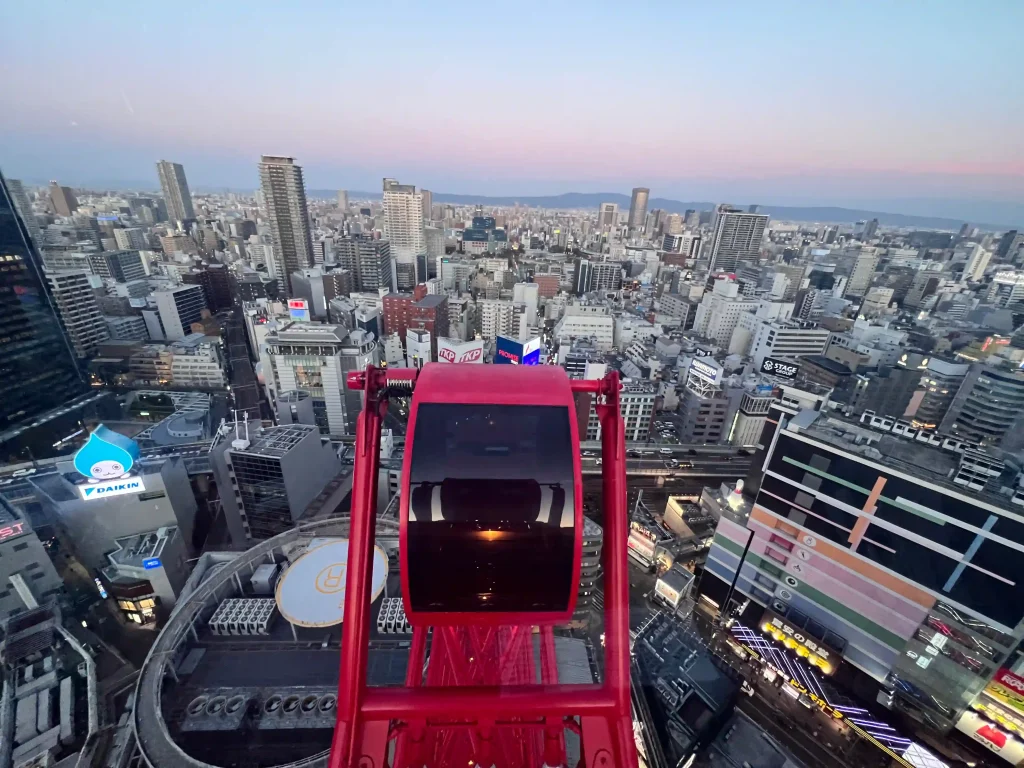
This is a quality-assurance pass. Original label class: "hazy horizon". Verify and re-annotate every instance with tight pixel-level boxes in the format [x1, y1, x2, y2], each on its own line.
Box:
[2, 1, 1022, 223]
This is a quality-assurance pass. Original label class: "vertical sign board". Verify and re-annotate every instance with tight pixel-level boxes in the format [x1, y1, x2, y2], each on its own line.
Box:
[495, 336, 542, 366]
[495, 336, 524, 365]
[521, 337, 541, 366]
[288, 299, 310, 322]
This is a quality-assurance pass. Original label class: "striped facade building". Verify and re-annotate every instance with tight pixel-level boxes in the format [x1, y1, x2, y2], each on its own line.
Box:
[700, 404, 1024, 738]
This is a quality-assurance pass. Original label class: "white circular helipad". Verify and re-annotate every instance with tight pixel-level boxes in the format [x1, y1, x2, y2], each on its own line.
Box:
[275, 539, 389, 627]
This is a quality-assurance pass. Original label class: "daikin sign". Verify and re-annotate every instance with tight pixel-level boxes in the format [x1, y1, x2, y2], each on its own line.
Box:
[73, 425, 144, 501]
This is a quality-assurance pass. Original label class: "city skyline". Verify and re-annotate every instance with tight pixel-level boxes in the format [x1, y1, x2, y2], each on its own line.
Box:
[1, 1, 1021, 222]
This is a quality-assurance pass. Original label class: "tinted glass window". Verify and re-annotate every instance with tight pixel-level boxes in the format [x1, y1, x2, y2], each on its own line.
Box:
[407, 403, 576, 614]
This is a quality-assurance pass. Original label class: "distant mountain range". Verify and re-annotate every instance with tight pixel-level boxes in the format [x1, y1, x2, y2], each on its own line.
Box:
[311, 189, 1018, 231]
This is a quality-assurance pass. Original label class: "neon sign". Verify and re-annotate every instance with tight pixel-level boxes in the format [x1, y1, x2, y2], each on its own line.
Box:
[0, 522, 26, 543]
[79, 478, 146, 500]
[784, 678, 844, 720]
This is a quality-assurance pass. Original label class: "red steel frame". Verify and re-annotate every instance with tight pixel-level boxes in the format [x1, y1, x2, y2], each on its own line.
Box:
[329, 365, 637, 768]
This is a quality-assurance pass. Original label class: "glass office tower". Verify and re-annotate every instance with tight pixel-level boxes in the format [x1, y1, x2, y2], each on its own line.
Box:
[0, 170, 87, 440]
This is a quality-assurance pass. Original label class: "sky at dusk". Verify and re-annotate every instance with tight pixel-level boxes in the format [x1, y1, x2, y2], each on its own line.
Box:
[1, 0, 1022, 220]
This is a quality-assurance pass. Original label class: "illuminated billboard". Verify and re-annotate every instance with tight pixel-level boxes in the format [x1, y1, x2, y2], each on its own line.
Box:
[494, 336, 541, 366]
[73, 425, 140, 481]
[437, 338, 484, 364]
[288, 299, 310, 321]
[79, 478, 146, 500]
[0, 521, 26, 544]
[73, 425, 144, 501]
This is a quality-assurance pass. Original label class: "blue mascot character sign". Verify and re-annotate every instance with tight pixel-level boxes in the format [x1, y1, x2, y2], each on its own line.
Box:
[73, 425, 140, 482]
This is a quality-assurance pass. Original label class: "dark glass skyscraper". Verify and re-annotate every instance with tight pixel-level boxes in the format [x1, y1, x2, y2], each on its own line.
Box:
[0, 170, 86, 437]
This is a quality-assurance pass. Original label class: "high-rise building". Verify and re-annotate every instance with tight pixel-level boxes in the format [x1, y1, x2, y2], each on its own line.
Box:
[0, 170, 86, 437]
[986, 271, 1024, 306]
[6, 178, 41, 246]
[155, 160, 196, 223]
[708, 207, 769, 273]
[88, 250, 146, 282]
[216, 424, 342, 541]
[628, 187, 649, 229]
[336, 236, 393, 292]
[691, 279, 760, 347]
[382, 178, 425, 289]
[902, 271, 941, 309]
[47, 180, 78, 216]
[478, 299, 520, 341]
[844, 248, 879, 298]
[264, 324, 378, 436]
[153, 285, 207, 340]
[913, 358, 970, 429]
[45, 270, 109, 358]
[598, 202, 619, 229]
[940, 363, 1024, 448]
[749, 320, 831, 368]
[337, 190, 348, 210]
[586, 380, 655, 441]
[259, 155, 315, 296]
[113, 227, 147, 251]
[663, 213, 683, 236]
[321, 270, 355, 305]
[159, 233, 198, 256]
[420, 189, 433, 220]
[573, 258, 621, 295]
[182, 264, 232, 311]
[961, 244, 992, 283]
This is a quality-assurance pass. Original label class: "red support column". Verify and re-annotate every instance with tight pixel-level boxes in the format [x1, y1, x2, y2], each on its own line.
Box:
[330, 367, 387, 768]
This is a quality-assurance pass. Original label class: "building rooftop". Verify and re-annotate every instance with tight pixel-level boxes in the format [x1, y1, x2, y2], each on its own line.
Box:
[701, 711, 808, 768]
[106, 526, 175, 570]
[268, 322, 349, 344]
[794, 410, 1021, 510]
[233, 425, 318, 459]
[800, 354, 852, 375]
[415, 294, 447, 309]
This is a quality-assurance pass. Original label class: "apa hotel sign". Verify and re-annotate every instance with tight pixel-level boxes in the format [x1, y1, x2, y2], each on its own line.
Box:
[73, 425, 145, 500]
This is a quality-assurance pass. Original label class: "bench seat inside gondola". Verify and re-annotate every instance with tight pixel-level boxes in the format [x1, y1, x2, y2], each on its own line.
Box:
[405, 401, 577, 616]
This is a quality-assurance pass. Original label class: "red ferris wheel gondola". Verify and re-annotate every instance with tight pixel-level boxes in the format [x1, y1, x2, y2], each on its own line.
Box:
[329, 363, 637, 768]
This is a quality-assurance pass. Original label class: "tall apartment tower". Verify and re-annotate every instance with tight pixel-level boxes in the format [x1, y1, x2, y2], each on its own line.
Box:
[708, 206, 769, 273]
[48, 181, 78, 216]
[0, 170, 85, 435]
[6, 179, 41, 245]
[156, 161, 196, 223]
[382, 178, 425, 289]
[628, 187, 649, 229]
[336, 236, 394, 292]
[259, 156, 315, 296]
[45, 270, 109, 358]
[420, 189, 433, 221]
[598, 202, 619, 229]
